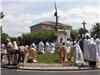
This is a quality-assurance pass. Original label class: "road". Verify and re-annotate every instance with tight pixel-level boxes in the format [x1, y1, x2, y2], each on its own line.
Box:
[1, 69, 100, 75]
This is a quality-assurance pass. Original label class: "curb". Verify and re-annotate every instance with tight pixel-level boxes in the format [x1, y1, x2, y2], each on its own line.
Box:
[2, 66, 100, 71]
[1, 64, 100, 71]
[18, 65, 100, 71]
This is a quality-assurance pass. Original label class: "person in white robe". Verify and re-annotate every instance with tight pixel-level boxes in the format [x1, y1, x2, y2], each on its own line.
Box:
[88, 38, 97, 67]
[66, 39, 72, 54]
[73, 41, 84, 66]
[12, 41, 18, 64]
[38, 41, 45, 54]
[45, 42, 50, 53]
[83, 36, 91, 61]
[1, 44, 7, 63]
[24, 45, 29, 64]
[6, 39, 13, 65]
[49, 42, 55, 53]
[31, 42, 37, 49]
[95, 38, 100, 62]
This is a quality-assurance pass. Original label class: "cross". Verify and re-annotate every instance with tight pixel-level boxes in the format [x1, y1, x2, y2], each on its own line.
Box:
[82, 21, 86, 38]
[82, 21, 86, 30]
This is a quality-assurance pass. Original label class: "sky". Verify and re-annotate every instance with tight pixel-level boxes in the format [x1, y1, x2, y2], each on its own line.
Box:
[0, 0, 100, 37]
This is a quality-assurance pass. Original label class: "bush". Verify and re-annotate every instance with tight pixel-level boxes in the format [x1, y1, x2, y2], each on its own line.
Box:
[22, 30, 56, 45]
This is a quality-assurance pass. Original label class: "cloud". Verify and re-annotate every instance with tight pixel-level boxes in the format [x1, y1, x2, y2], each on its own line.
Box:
[2, 10, 55, 36]
[3, 0, 100, 2]
[57, 6, 100, 29]
[2, 2, 99, 37]
[0, 0, 3, 12]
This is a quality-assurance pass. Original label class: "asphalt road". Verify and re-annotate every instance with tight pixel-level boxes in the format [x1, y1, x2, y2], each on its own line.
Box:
[1, 69, 100, 75]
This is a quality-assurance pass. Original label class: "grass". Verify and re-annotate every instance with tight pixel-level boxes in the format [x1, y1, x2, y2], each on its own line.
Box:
[2, 53, 71, 64]
[37, 53, 71, 64]
[37, 53, 59, 63]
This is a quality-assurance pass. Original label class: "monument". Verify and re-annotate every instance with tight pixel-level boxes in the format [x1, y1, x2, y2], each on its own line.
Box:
[54, 1, 71, 43]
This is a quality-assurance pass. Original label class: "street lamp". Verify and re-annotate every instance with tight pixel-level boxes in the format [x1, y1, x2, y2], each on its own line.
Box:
[54, 0, 58, 31]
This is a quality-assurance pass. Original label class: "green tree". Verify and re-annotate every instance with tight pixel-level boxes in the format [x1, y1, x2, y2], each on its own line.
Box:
[21, 30, 56, 45]
[1, 33, 9, 44]
[10, 37, 19, 44]
[71, 29, 79, 41]
[78, 27, 88, 38]
[90, 23, 100, 38]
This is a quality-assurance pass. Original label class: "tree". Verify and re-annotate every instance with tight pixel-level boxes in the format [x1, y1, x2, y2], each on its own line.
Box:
[78, 27, 88, 38]
[71, 29, 79, 41]
[1, 33, 9, 44]
[21, 30, 56, 45]
[1, 32, 19, 45]
[90, 23, 100, 38]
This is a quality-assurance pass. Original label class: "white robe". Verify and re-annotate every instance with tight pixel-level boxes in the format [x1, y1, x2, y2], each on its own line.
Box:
[66, 41, 72, 54]
[38, 41, 45, 53]
[88, 40, 97, 61]
[49, 43, 55, 53]
[95, 38, 100, 62]
[83, 39, 90, 60]
[31, 43, 36, 49]
[45, 42, 50, 52]
[13, 41, 18, 50]
[73, 44, 84, 65]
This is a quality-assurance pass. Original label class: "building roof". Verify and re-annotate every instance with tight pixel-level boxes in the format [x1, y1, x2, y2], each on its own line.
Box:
[30, 21, 72, 28]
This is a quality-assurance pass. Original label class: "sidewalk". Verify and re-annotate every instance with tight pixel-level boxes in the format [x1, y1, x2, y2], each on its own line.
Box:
[17, 63, 100, 71]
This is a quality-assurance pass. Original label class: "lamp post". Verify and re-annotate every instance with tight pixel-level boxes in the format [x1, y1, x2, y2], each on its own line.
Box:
[82, 21, 86, 38]
[54, 0, 58, 31]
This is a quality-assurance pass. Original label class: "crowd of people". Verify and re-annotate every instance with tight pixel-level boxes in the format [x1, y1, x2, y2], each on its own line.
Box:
[1, 39, 56, 65]
[1, 39, 38, 65]
[1, 34, 100, 67]
[58, 35, 100, 67]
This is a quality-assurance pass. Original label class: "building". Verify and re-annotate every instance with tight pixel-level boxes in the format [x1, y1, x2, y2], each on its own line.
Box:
[30, 21, 72, 43]
[30, 21, 72, 32]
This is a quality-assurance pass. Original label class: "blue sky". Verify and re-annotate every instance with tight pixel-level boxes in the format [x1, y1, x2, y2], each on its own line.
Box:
[0, 0, 100, 37]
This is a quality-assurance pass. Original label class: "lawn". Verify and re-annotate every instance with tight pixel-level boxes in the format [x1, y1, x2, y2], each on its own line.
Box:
[37, 53, 71, 64]
[37, 53, 59, 63]
[2, 53, 71, 64]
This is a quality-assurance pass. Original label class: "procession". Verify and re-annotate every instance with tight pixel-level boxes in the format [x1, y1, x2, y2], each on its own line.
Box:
[1, 34, 100, 68]
[1, 1, 100, 75]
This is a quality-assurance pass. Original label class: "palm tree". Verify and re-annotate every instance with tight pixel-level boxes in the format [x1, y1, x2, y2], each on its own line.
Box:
[78, 27, 88, 38]
[90, 23, 100, 38]
[71, 29, 79, 41]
